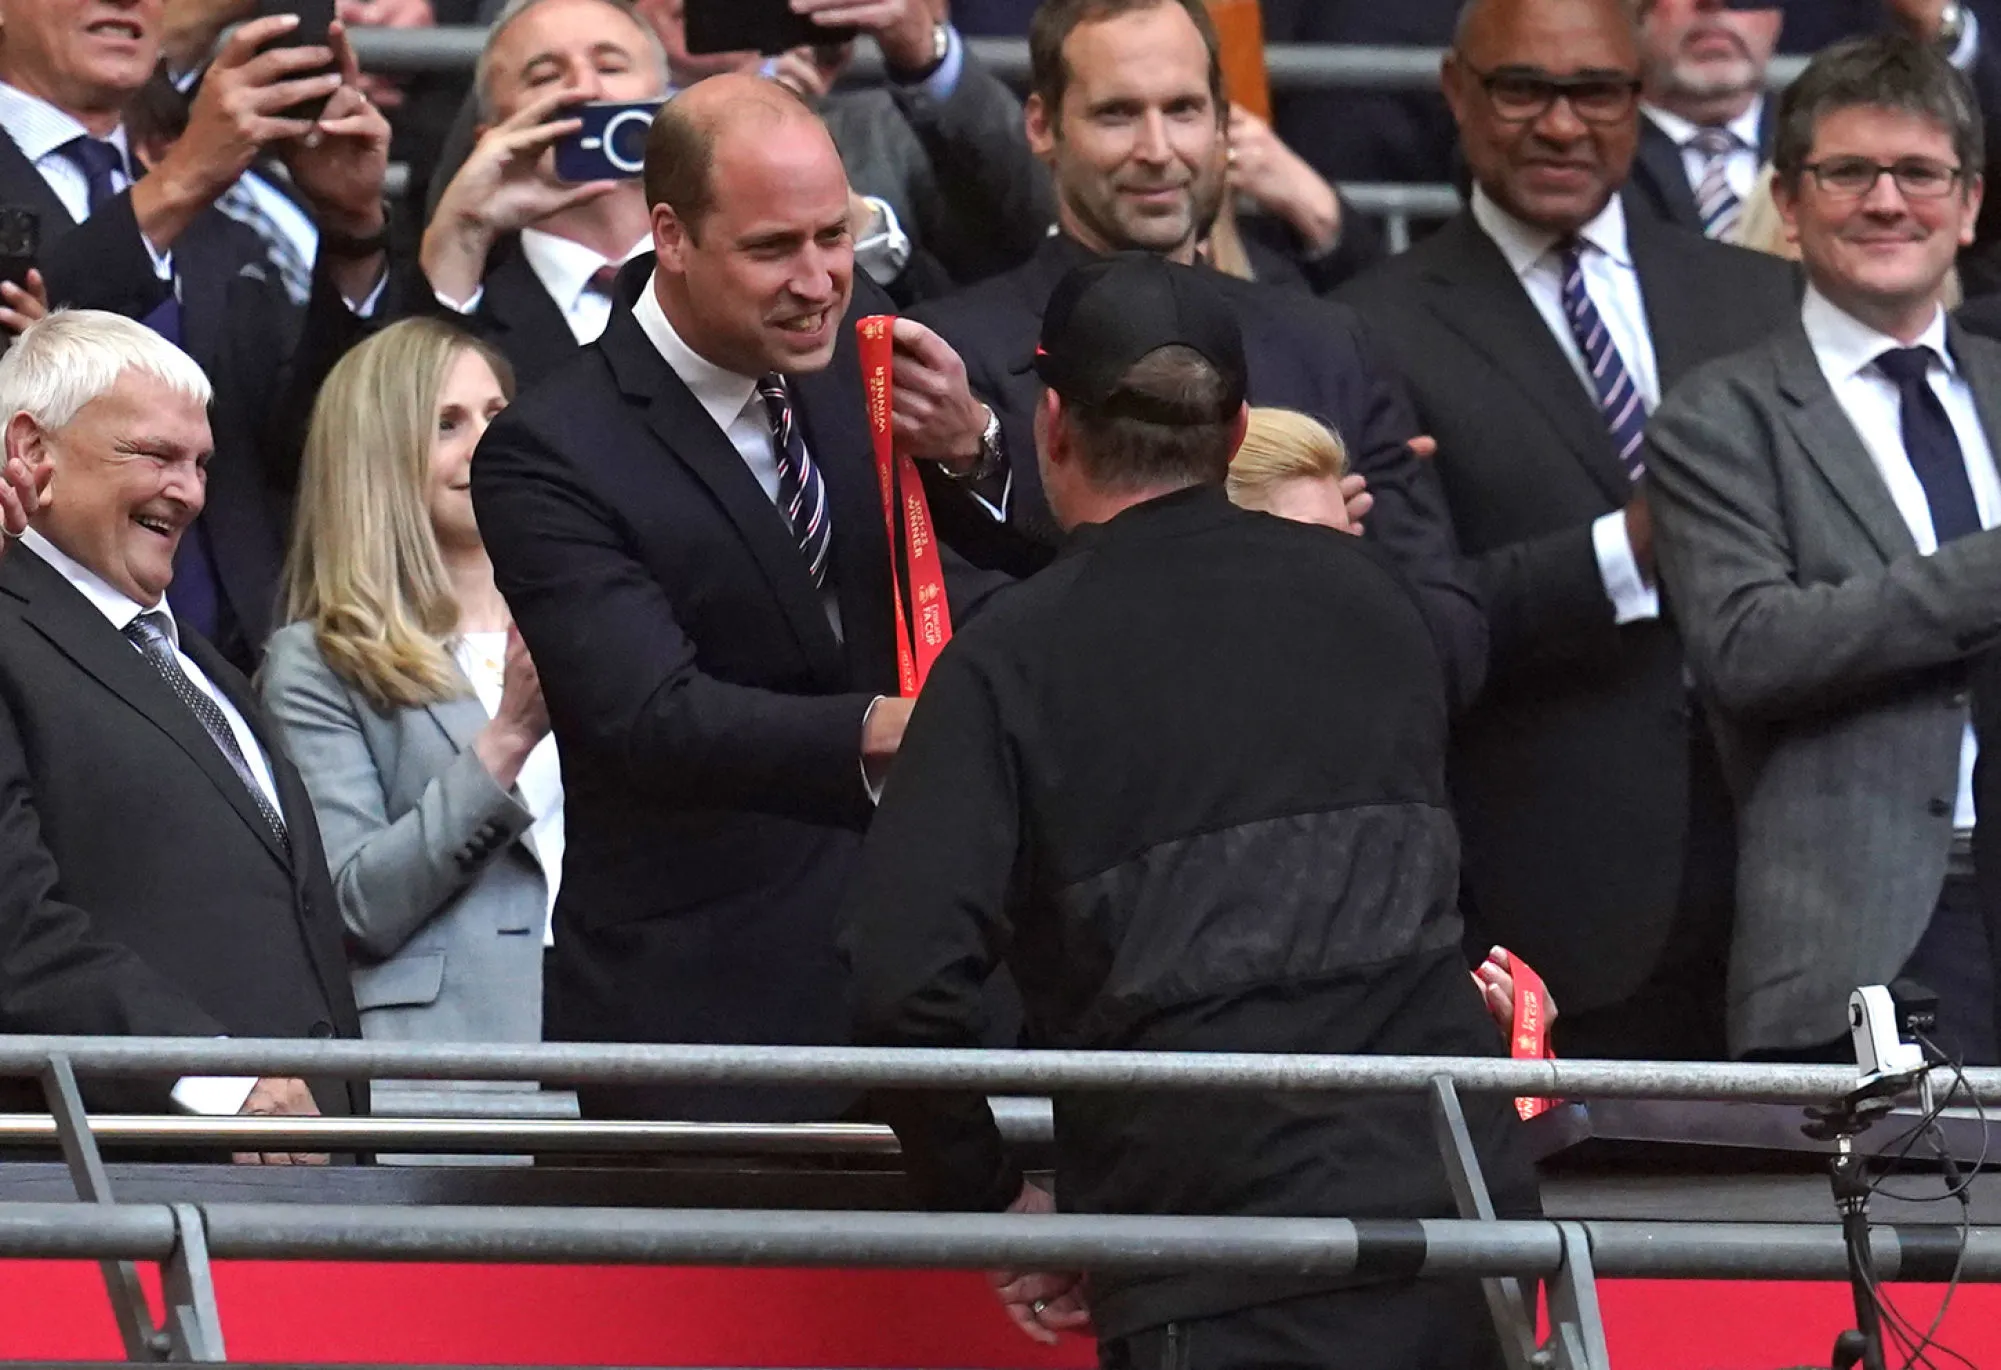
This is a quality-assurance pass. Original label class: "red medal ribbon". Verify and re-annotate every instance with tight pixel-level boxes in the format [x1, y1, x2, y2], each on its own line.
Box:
[859, 316, 954, 696]
[1509, 957, 1558, 1121]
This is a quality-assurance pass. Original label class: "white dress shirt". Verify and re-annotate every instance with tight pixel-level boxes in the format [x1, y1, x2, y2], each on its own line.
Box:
[452, 632, 565, 947]
[0, 81, 171, 279]
[17, 528, 285, 1116]
[1643, 97, 1765, 208]
[1470, 186, 1662, 624]
[437, 231, 650, 345]
[1801, 287, 2001, 830]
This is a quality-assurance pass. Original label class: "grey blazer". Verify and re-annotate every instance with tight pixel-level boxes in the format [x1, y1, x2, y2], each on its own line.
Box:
[257, 622, 550, 1048]
[1647, 318, 2001, 1055]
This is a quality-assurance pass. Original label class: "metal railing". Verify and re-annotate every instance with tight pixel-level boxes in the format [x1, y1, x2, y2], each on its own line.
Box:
[2, 1036, 1998, 1368]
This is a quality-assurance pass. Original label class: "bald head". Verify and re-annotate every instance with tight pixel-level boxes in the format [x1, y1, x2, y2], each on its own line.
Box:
[644, 73, 833, 238]
[1455, 0, 1638, 63]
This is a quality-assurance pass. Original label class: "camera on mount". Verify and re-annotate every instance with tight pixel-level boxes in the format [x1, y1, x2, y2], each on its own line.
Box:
[1849, 980, 1939, 1086]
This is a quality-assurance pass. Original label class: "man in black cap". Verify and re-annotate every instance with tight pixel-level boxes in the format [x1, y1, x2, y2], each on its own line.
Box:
[843, 254, 1538, 1370]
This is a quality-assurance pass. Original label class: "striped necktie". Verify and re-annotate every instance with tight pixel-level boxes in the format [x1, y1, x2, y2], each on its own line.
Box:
[1689, 125, 1743, 242]
[123, 611, 290, 855]
[1559, 238, 1649, 481]
[756, 374, 834, 588]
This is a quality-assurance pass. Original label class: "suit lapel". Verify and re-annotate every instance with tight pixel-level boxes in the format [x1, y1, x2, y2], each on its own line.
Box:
[1634, 117, 1702, 231]
[0, 129, 78, 235]
[5, 551, 293, 870]
[1949, 320, 2001, 472]
[1417, 215, 1633, 504]
[599, 302, 848, 684]
[1772, 322, 1916, 562]
[168, 216, 227, 373]
[486, 240, 585, 379]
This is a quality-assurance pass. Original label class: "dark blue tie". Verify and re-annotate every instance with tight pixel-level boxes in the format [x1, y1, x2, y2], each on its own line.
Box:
[1876, 347, 1983, 545]
[1559, 238, 1649, 482]
[54, 135, 183, 345]
[757, 374, 835, 589]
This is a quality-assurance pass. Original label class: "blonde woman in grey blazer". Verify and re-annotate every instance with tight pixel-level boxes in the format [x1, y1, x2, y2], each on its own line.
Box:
[259, 319, 560, 1109]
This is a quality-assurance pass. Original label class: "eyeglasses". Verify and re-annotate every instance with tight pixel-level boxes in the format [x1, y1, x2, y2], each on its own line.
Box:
[1456, 59, 1642, 126]
[1799, 156, 1967, 200]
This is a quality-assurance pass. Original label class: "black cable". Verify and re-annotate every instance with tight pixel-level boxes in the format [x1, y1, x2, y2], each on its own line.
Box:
[1858, 1034, 1986, 1370]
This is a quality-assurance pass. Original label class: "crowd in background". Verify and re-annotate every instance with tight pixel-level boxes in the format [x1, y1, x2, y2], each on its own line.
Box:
[0, 0, 1996, 1150]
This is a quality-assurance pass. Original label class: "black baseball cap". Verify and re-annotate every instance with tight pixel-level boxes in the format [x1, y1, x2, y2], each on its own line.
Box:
[1028, 253, 1249, 424]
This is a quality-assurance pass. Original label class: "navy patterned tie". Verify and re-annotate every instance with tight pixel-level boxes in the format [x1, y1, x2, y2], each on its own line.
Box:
[1689, 125, 1743, 242]
[55, 135, 183, 346]
[1876, 347, 1984, 544]
[1559, 238, 1649, 482]
[124, 612, 290, 854]
[757, 374, 834, 588]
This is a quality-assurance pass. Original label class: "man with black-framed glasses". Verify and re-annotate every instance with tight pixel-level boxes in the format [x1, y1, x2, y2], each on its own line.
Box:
[1647, 32, 2001, 1065]
[1339, 0, 1797, 1061]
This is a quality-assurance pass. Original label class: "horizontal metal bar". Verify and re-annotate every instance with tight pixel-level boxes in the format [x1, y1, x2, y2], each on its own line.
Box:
[345, 28, 1811, 94]
[0, 1201, 178, 1260]
[0, 1114, 903, 1154]
[1582, 1220, 2001, 1282]
[1, 1036, 1993, 1106]
[1341, 182, 1462, 219]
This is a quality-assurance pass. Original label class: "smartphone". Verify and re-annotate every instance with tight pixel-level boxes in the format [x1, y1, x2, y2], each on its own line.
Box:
[684, 0, 856, 56]
[253, 0, 339, 121]
[553, 100, 665, 183]
[0, 208, 38, 290]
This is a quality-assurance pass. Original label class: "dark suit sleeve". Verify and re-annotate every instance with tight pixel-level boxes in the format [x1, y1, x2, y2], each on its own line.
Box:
[891, 44, 1055, 285]
[38, 192, 174, 320]
[0, 696, 226, 1046]
[845, 641, 1023, 1212]
[472, 413, 882, 829]
[1959, 30, 2001, 298]
[1342, 315, 1491, 712]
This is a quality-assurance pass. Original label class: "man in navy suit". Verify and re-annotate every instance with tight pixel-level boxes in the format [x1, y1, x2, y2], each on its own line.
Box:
[908, 0, 1489, 710]
[472, 74, 1004, 1121]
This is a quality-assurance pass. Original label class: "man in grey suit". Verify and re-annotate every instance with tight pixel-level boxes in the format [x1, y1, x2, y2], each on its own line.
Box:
[1648, 32, 2001, 1062]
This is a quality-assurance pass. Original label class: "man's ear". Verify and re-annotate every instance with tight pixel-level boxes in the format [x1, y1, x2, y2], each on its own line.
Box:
[1025, 93, 1057, 162]
[1038, 387, 1070, 467]
[652, 201, 689, 270]
[1227, 402, 1250, 463]
[5, 412, 52, 508]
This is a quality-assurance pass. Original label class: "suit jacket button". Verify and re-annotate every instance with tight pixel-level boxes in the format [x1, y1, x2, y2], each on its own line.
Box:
[1928, 798, 1953, 817]
[310, 1021, 335, 1038]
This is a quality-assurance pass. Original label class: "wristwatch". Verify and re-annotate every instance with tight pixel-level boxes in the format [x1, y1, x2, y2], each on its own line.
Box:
[1938, 2, 1969, 53]
[947, 405, 1004, 483]
[320, 207, 392, 260]
[889, 21, 951, 84]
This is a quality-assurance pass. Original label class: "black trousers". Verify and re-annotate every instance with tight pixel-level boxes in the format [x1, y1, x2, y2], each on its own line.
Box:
[1098, 1282, 1503, 1370]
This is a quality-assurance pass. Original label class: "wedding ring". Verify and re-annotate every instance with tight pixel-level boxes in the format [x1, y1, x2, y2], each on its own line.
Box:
[1032, 1298, 1050, 1316]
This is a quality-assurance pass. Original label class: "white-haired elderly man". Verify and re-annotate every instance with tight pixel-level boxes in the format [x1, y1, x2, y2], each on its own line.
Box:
[0, 310, 362, 1153]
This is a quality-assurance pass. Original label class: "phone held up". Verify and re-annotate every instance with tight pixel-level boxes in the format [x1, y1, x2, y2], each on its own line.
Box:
[253, 0, 339, 121]
[683, 0, 856, 55]
[0, 208, 39, 291]
[553, 100, 665, 183]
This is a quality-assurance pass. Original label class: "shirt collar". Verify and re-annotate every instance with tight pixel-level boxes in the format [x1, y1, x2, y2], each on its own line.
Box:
[518, 227, 650, 313]
[1800, 284, 1957, 384]
[1642, 94, 1764, 155]
[1470, 183, 1634, 278]
[630, 271, 762, 435]
[0, 81, 131, 170]
[16, 526, 175, 644]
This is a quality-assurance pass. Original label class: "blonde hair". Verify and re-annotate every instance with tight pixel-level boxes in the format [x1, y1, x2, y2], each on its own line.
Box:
[1227, 407, 1348, 510]
[281, 318, 515, 713]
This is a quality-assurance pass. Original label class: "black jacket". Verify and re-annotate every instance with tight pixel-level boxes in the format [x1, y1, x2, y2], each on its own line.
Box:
[846, 486, 1536, 1340]
[0, 547, 364, 1117]
[914, 233, 1490, 713]
[472, 260, 1007, 1121]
